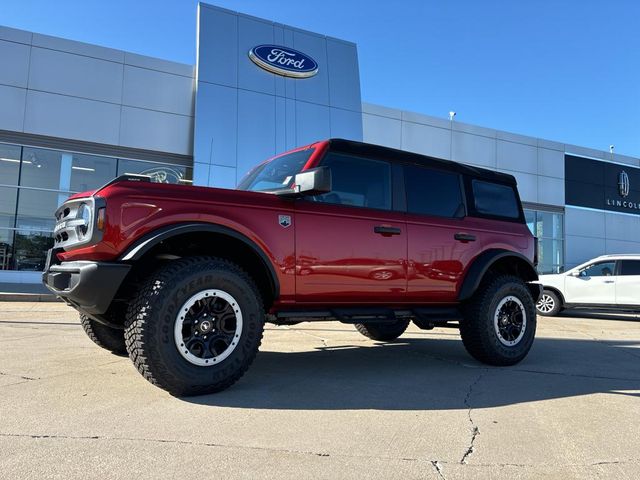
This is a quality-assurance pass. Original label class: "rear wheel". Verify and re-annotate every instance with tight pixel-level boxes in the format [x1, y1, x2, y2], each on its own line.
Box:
[124, 257, 264, 396]
[460, 275, 536, 366]
[355, 319, 410, 342]
[536, 290, 562, 316]
[80, 314, 127, 356]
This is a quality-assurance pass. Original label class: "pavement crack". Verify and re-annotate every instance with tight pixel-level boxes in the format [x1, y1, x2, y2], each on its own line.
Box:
[0, 371, 38, 381]
[460, 372, 484, 464]
[430, 460, 446, 479]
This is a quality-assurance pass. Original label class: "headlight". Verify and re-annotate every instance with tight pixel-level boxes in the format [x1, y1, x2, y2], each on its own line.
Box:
[75, 203, 91, 239]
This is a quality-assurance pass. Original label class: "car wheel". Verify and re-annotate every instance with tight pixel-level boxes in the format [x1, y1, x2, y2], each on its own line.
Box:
[355, 319, 410, 341]
[536, 290, 562, 317]
[124, 256, 264, 396]
[80, 314, 127, 356]
[460, 275, 536, 366]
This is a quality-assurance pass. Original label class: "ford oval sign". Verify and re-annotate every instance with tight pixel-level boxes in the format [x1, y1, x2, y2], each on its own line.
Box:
[248, 45, 318, 79]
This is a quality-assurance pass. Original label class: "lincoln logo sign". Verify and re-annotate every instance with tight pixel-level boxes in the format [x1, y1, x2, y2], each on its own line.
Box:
[248, 45, 318, 78]
[618, 171, 630, 198]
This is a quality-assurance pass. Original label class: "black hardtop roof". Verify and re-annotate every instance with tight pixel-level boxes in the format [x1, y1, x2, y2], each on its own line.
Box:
[327, 138, 517, 185]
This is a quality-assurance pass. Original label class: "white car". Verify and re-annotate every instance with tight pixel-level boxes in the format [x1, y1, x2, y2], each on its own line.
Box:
[535, 254, 640, 316]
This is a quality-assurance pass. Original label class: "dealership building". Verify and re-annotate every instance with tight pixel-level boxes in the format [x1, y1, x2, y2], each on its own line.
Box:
[1, 2, 639, 289]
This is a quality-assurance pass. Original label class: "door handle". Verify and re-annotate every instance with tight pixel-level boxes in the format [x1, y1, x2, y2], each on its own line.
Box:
[374, 226, 401, 236]
[454, 233, 476, 242]
[603, 280, 615, 283]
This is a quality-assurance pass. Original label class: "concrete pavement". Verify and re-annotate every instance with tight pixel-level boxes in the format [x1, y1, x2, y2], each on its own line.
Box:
[0, 302, 639, 479]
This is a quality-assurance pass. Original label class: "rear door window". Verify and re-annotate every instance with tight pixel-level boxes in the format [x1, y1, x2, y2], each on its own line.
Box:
[404, 165, 464, 218]
[471, 180, 520, 219]
[619, 260, 640, 275]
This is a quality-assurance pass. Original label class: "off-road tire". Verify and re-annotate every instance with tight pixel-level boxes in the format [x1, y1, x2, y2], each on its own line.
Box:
[536, 289, 563, 317]
[355, 319, 410, 342]
[460, 275, 536, 366]
[124, 256, 264, 396]
[80, 314, 127, 356]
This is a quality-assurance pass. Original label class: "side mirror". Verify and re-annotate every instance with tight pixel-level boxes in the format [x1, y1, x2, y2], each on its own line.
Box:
[275, 167, 331, 197]
[569, 270, 580, 277]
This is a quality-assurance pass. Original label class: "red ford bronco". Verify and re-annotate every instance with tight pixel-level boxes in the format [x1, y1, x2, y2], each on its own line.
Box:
[43, 139, 541, 396]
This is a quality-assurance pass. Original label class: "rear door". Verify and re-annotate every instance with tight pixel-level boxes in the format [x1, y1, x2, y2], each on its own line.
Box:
[404, 165, 485, 302]
[294, 153, 407, 304]
[615, 259, 640, 306]
[564, 260, 617, 304]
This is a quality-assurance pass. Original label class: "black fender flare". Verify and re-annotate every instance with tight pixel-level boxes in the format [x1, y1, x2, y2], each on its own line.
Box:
[458, 249, 538, 302]
[119, 222, 279, 299]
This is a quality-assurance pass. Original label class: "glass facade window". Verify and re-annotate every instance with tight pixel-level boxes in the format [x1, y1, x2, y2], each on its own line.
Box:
[0, 141, 191, 272]
[0, 143, 21, 185]
[118, 159, 193, 184]
[0, 229, 13, 271]
[525, 209, 564, 274]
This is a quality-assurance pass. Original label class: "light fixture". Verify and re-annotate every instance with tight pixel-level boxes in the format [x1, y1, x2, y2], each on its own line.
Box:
[449, 111, 456, 121]
[72, 166, 96, 172]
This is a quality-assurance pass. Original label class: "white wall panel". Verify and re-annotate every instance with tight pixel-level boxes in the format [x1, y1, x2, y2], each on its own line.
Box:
[123, 66, 194, 116]
[0, 25, 32, 44]
[507, 170, 538, 203]
[327, 39, 361, 111]
[295, 101, 330, 147]
[124, 52, 193, 78]
[32, 33, 124, 62]
[209, 164, 237, 189]
[292, 31, 329, 105]
[538, 148, 564, 179]
[193, 82, 237, 167]
[605, 212, 640, 241]
[120, 107, 193, 155]
[452, 131, 495, 167]
[362, 113, 402, 149]
[497, 140, 537, 174]
[565, 207, 605, 238]
[565, 235, 606, 267]
[537, 176, 564, 206]
[362, 102, 401, 119]
[402, 122, 450, 159]
[0, 40, 30, 88]
[29, 47, 123, 103]
[605, 239, 640, 255]
[237, 16, 275, 95]
[0, 85, 26, 132]
[24, 90, 120, 145]
[330, 108, 363, 141]
[197, 5, 238, 87]
[237, 90, 276, 181]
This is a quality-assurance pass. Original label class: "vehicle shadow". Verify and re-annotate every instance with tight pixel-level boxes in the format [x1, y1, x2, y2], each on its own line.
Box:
[181, 335, 640, 410]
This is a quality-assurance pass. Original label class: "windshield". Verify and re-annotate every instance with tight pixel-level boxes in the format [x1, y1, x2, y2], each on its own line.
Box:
[237, 148, 315, 192]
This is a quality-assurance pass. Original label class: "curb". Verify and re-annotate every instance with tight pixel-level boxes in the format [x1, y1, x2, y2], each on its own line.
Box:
[0, 293, 61, 302]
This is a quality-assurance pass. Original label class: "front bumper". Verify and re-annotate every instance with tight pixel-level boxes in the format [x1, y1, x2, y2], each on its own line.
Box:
[42, 253, 130, 315]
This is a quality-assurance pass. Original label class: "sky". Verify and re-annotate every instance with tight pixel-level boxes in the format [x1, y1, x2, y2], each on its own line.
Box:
[2, 0, 639, 157]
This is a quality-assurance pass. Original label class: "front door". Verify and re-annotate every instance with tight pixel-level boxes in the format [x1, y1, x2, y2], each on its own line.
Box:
[294, 153, 406, 304]
[564, 260, 617, 304]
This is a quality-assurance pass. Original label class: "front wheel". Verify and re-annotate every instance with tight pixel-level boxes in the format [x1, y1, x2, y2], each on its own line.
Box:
[124, 257, 264, 396]
[536, 290, 562, 316]
[460, 275, 536, 366]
